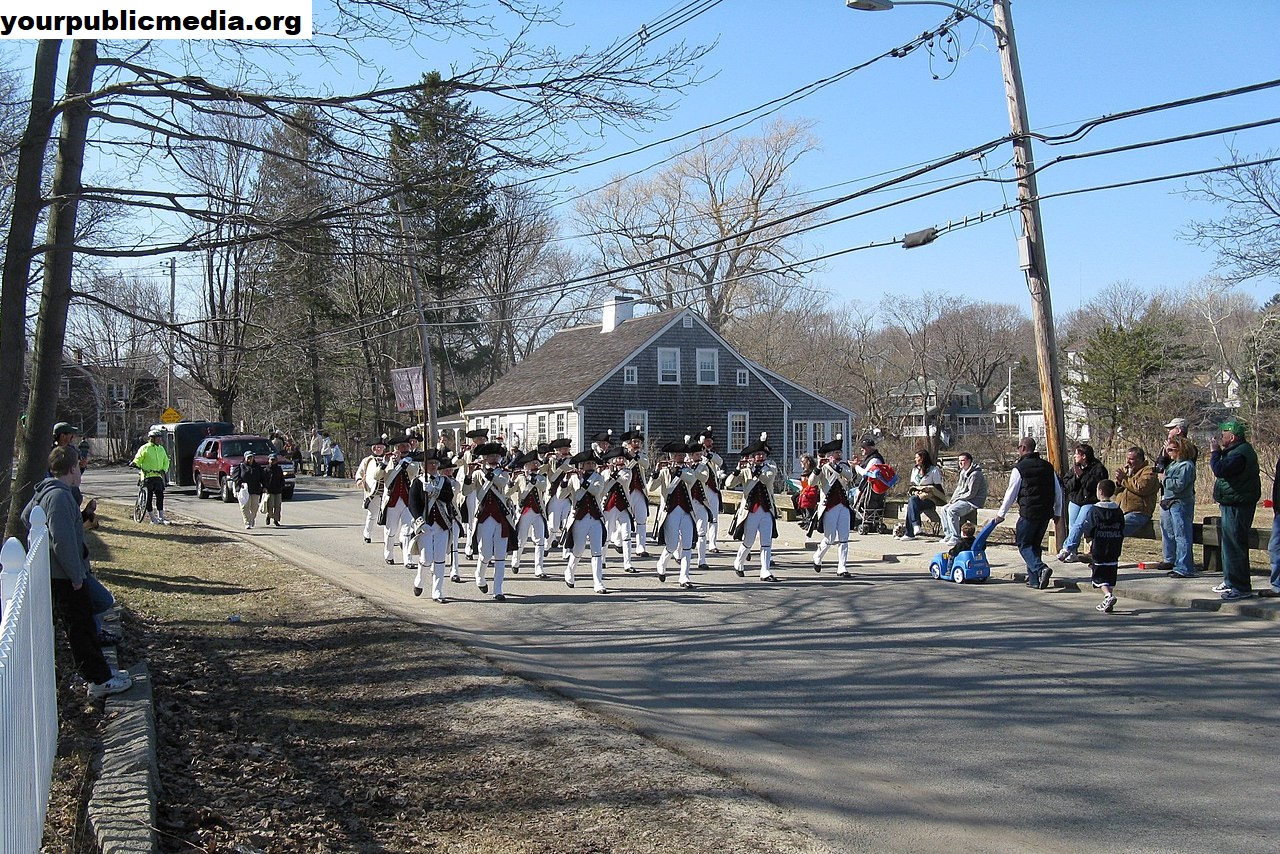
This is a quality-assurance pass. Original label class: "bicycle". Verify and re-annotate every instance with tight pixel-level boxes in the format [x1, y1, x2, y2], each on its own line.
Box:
[130, 464, 166, 524]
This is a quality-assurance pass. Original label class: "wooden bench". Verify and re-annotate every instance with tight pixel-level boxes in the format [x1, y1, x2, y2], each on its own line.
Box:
[718, 491, 800, 522]
[1055, 515, 1269, 576]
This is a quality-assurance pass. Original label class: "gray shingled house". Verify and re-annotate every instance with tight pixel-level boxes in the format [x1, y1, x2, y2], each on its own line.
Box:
[463, 298, 854, 471]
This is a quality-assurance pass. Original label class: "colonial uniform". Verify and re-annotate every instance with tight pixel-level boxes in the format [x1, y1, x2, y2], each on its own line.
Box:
[508, 451, 550, 579]
[407, 450, 459, 602]
[375, 445, 420, 564]
[564, 450, 612, 594]
[354, 439, 388, 543]
[621, 429, 651, 558]
[458, 428, 489, 558]
[462, 442, 515, 600]
[809, 435, 856, 577]
[545, 438, 575, 552]
[698, 427, 724, 558]
[648, 440, 704, 588]
[725, 434, 780, 582]
[600, 446, 636, 573]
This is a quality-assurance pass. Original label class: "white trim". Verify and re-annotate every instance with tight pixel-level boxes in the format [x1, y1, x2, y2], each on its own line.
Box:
[727, 410, 749, 454]
[657, 347, 681, 385]
[465, 401, 576, 418]
[735, 369, 749, 387]
[696, 348, 719, 385]
[623, 365, 638, 385]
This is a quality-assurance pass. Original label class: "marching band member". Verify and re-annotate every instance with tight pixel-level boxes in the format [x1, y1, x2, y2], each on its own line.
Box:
[699, 427, 724, 557]
[590, 428, 616, 459]
[462, 441, 514, 600]
[458, 428, 488, 559]
[439, 454, 466, 584]
[508, 449, 550, 579]
[808, 434, 856, 577]
[374, 440, 420, 566]
[544, 438, 575, 552]
[648, 438, 704, 589]
[600, 446, 636, 573]
[354, 436, 388, 544]
[564, 449, 613, 594]
[622, 428, 651, 558]
[686, 439, 715, 572]
[725, 433, 780, 582]
[407, 449, 459, 603]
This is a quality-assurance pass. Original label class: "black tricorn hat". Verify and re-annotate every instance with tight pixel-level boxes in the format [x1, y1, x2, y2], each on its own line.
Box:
[600, 445, 626, 462]
[659, 439, 687, 454]
[818, 433, 844, 455]
[549, 438, 572, 450]
[384, 434, 412, 446]
[536, 442, 552, 455]
[592, 429, 615, 444]
[419, 448, 447, 465]
[570, 449, 602, 465]
[742, 432, 771, 457]
[465, 428, 489, 439]
[621, 427, 645, 441]
[513, 449, 541, 467]
[473, 442, 505, 457]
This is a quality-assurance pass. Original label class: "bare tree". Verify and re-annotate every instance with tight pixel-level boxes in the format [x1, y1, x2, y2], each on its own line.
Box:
[1184, 149, 1280, 284]
[575, 119, 819, 332]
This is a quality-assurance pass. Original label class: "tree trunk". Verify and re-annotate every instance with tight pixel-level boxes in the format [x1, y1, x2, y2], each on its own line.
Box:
[0, 40, 61, 527]
[7, 39, 96, 538]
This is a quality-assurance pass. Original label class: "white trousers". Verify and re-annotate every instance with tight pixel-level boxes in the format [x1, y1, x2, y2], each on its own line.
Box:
[603, 507, 633, 570]
[566, 515, 606, 591]
[734, 508, 776, 579]
[383, 501, 412, 562]
[413, 525, 451, 600]
[658, 506, 695, 584]
[629, 494, 649, 553]
[512, 510, 547, 576]
[704, 489, 721, 551]
[814, 504, 851, 573]
[473, 516, 508, 596]
[547, 496, 572, 545]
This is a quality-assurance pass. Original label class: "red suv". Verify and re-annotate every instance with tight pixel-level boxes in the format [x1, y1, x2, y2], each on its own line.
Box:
[193, 435, 296, 502]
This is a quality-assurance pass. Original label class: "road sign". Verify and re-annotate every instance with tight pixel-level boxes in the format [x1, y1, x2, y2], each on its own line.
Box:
[160, 407, 183, 424]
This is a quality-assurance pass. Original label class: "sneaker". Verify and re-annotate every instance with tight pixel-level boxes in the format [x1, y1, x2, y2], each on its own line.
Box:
[1096, 594, 1117, 614]
[96, 629, 123, 646]
[1058, 550, 1079, 564]
[1155, 561, 1174, 572]
[1166, 570, 1196, 579]
[1212, 582, 1231, 594]
[900, 533, 916, 541]
[1221, 588, 1253, 601]
[88, 671, 132, 698]
[1039, 568, 1053, 590]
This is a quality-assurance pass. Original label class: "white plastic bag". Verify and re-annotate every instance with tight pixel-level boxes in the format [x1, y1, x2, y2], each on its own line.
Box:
[236, 484, 250, 507]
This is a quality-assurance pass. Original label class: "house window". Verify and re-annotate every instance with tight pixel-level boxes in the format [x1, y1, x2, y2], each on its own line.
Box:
[736, 369, 749, 387]
[728, 412, 748, 454]
[624, 410, 648, 439]
[624, 365, 638, 385]
[658, 348, 680, 384]
[556, 412, 566, 438]
[59, 378, 70, 398]
[682, 315, 693, 328]
[537, 414, 548, 443]
[696, 348, 719, 385]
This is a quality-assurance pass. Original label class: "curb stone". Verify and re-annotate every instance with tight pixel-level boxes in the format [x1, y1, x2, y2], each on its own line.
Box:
[90, 660, 158, 853]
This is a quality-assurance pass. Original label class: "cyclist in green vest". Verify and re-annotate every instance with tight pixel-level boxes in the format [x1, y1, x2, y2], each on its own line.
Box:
[131, 427, 172, 525]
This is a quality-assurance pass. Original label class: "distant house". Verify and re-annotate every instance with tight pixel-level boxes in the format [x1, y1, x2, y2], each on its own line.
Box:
[52, 359, 162, 449]
[463, 298, 855, 469]
[884, 378, 1003, 442]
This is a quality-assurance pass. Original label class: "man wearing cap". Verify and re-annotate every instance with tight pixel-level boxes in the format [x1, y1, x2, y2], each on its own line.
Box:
[507, 450, 550, 579]
[408, 449, 459, 602]
[564, 449, 613, 593]
[621, 429, 652, 558]
[376, 442, 420, 565]
[544, 438, 575, 553]
[131, 428, 172, 525]
[725, 433, 780, 582]
[1209, 419, 1261, 601]
[600, 446, 636, 574]
[54, 421, 87, 470]
[355, 437, 389, 543]
[993, 436, 1063, 590]
[232, 451, 267, 529]
[648, 439, 704, 588]
[462, 442, 514, 599]
[262, 453, 287, 526]
[698, 427, 724, 557]
[808, 435, 856, 577]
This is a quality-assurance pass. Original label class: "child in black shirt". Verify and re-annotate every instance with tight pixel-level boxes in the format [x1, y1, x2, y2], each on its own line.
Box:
[948, 520, 976, 558]
[1084, 479, 1125, 613]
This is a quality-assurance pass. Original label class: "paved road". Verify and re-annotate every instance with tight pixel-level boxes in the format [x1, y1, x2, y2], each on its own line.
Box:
[86, 468, 1280, 853]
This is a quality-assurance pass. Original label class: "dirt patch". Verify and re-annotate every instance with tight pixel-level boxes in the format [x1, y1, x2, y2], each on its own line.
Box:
[47, 509, 829, 853]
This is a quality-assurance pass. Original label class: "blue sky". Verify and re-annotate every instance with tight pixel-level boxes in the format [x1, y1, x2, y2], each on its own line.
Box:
[504, 0, 1280, 315]
[9, 1, 1280, 317]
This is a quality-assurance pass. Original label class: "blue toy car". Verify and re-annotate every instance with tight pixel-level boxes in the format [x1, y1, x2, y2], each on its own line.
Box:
[928, 518, 998, 583]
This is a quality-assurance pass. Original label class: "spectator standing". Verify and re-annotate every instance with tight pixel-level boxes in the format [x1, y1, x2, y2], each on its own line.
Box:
[939, 452, 989, 546]
[309, 429, 323, 476]
[1160, 436, 1198, 579]
[898, 449, 944, 541]
[131, 427, 171, 525]
[994, 436, 1063, 590]
[1209, 419, 1260, 600]
[328, 439, 346, 478]
[262, 453, 287, 526]
[1113, 447, 1159, 535]
[320, 431, 334, 477]
[1153, 417, 1197, 473]
[270, 432, 286, 454]
[22, 446, 132, 698]
[233, 451, 266, 529]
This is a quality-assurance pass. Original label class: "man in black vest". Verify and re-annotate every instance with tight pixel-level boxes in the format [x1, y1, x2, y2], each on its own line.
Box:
[994, 436, 1063, 589]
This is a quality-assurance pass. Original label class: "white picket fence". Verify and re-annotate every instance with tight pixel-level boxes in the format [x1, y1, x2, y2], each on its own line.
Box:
[0, 505, 58, 853]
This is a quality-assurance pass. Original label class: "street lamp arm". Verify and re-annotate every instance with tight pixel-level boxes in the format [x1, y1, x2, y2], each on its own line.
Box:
[845, 0, 1006, 44]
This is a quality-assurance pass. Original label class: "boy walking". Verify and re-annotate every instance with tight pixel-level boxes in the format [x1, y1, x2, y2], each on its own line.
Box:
[1083, 479, 1125, 613]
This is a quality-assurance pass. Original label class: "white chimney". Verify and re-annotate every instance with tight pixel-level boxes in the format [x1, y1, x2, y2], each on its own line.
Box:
[601, 296, 634, 334]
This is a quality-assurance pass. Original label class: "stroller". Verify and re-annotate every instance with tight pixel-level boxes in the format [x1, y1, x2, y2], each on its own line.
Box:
[851, 459, 897, 534]
[786, 476, 820, 529]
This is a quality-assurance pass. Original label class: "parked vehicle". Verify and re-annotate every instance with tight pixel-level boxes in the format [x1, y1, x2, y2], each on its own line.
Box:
[192, 435, 296, 502]
[148, 421, 235, 486]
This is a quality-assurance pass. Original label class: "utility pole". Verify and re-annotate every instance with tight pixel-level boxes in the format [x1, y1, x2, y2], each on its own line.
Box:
[166, 257, 176, 410]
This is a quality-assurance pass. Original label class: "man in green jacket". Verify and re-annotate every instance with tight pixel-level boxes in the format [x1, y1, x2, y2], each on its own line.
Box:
[1209, 419, 1261, 600]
